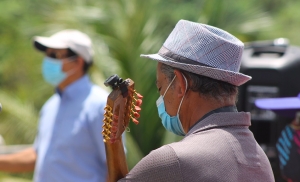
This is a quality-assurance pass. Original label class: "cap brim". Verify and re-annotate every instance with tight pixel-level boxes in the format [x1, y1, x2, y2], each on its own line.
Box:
[140, 53, 251, 86]
[34, 36, 69, 51]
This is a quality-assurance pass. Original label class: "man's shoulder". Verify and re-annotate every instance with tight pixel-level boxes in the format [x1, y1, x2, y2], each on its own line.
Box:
[90, 84, 109, 97]
[42, 93, 60, 108]
[143, 143, 187, 163]
[137, 144, 180, 166]
[85, 84, 108, 103]
[122, 144, 182, 181]
[150, 144, 177, 156]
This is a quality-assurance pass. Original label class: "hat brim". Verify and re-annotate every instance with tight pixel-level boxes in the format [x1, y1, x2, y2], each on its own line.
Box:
[34, 36, 69, 52]
[255, 96, 300, 118]
[141, 53, 251, 86]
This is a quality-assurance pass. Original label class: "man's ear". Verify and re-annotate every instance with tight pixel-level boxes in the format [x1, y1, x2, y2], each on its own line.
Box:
[174, 70, 187, 98]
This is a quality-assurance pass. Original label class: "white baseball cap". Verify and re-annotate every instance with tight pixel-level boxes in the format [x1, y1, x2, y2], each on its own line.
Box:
[33, 29, 93, 63]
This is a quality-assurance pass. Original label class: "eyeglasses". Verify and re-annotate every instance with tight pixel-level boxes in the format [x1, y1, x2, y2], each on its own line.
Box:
[45, 49, 77, 60]
[63, 55, 78, 62]
[51, 55, 78, 62]
[47, 52, 64, 59]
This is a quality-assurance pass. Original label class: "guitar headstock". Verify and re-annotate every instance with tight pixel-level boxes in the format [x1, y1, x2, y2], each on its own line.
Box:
[102, 74, 143, 143]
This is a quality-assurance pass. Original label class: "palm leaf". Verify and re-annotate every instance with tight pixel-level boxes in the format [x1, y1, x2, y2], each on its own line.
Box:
[0, 91, 38, 144]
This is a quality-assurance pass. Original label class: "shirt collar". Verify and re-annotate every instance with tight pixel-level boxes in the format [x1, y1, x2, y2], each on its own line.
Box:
[190, 105, 238, 129]
[56, 74, 91, 99]
[186, 107, 251, 136]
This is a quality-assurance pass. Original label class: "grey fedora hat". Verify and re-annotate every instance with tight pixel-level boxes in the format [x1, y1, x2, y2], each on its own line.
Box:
[141, 20, 251, 86]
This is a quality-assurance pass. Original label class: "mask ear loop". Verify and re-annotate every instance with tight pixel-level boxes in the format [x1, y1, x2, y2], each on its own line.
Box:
[163, 75, 177, 97]
[176, 74, 188, 134]
[177, 74, 188, 115]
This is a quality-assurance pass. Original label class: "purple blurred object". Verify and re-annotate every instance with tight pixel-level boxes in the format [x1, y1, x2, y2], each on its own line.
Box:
[255, 93, 300, 118]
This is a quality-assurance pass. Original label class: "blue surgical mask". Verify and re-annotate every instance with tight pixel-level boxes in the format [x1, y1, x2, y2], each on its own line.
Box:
[156, 74, 188, 136]
[42, 57, 67, 86]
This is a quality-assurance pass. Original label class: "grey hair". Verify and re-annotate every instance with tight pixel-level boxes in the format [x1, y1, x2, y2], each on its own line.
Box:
[160, 63, 238, 103]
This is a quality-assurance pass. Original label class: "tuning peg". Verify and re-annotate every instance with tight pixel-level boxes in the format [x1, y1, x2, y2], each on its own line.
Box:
[113, 114, 119, 121]
[105, 129, 111, 134]
[104, 105, 112, 112]
[103, 135, 110, 142]
[104, 113, 112, 121]
[106, 124, 112, 129]
[104, 113, 109, 118]
[134, 90, 143, 99]
[106, 117, 112, 123]
[135, 106, 141, 112]
[132, 118, 139, 125]
[112, 119, 118, 125]
[104, 106, 109, 111]
[111, 126, 118, 132]
[136, 93, 143, 99]
[133, 112, 140, 119]
[110, 132, 116, 138]
[136, 99, 142, 106]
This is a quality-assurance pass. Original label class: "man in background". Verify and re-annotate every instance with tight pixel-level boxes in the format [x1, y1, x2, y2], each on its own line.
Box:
[0, 30, 108, 182]
[256, 95, 300, 181]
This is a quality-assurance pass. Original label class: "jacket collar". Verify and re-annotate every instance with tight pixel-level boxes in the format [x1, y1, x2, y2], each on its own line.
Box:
[186, 111, 251, 137]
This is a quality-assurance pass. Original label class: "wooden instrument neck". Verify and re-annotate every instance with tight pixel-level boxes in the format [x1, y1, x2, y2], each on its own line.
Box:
[105, 138, 128, 182]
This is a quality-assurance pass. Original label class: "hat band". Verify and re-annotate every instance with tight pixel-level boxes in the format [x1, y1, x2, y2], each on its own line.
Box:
[158, 46, 212, 67]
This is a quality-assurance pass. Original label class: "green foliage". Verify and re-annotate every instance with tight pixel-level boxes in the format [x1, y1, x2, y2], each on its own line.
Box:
[0, 91, 38, 144]
[93, 0, 165, 155]
[0, 173, 32, 182]
[257, 0, 300, 45]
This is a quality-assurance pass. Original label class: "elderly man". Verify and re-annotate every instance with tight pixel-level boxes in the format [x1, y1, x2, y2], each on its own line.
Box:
[118, 20, 274, 181]
[0, 30, 108, 182]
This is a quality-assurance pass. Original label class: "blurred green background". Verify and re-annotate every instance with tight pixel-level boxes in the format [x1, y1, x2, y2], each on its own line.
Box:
[0, 0, 299, 181]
